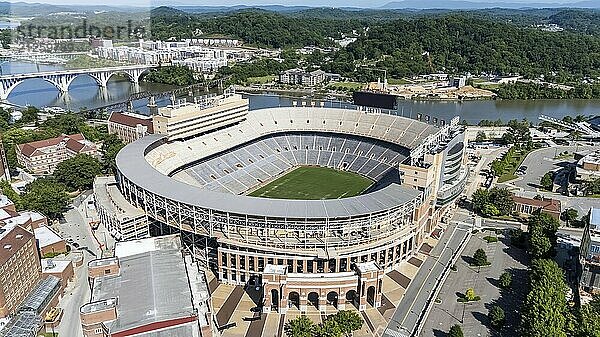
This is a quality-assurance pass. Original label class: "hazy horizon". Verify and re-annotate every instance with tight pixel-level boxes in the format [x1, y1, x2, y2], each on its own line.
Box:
[4, 0, 589, 8]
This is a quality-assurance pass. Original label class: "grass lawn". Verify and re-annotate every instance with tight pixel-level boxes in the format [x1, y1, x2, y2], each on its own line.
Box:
[497, 146, 535, 183]
[327, 81, 365, 91]
[249, 166, 373, 200]
[246, 75, 276, 84]
[388, 78, 412, 85]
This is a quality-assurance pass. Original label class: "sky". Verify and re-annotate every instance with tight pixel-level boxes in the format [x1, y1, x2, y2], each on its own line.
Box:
[7, 0, 585, 7]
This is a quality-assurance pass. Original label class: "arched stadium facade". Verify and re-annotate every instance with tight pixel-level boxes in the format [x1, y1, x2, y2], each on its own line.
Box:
[113, 106, 467, 313]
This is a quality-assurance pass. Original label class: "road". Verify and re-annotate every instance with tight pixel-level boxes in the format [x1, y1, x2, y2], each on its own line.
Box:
[55, 192, 102, 337]
[383, 221, 472, 337]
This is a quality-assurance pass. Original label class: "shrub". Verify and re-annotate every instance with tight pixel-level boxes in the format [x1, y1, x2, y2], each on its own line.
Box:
[449, 324, 464, 337]
[484, 236, 498, 243]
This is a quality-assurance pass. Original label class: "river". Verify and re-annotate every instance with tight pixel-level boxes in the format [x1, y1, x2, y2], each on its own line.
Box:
[2, 61, 600, 123]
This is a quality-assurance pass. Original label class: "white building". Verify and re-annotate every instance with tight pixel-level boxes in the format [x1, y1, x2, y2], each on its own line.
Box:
[152, 90, 249, 141]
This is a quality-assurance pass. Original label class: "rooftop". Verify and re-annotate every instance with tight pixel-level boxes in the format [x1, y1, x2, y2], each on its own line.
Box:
[0, 223, 33, 266]
[19, 275, 60, 314]
[89, 257, 118, 268]
[156, 92, 247, 120]
[0, 195, 13, 209]
[33, 226, 63, 249]
[89, 235, 198, 335]
[512, 195, 561, 213]
[109, 112, 154, 133]
[115, 234, 181, 258]
[591, 208, 600, 230]
[41, 259, 71, 273]
[17, 133, 87, 157]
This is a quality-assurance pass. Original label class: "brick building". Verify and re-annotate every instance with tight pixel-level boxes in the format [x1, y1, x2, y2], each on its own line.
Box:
[34, 226, 67, 257]
[107, 112, 154, 144]
[16, 133, 97, 175]
[512, 195, 561, 220]
[0, 223, 42, 318]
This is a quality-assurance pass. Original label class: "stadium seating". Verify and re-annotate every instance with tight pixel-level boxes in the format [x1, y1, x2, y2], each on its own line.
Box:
[175, 131, 409, 195]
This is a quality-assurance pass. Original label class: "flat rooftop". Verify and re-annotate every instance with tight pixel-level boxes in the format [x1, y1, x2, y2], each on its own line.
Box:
[33, 226, 63, 248]
[41, 258, 71, 273]
[90, 235, 198, 335]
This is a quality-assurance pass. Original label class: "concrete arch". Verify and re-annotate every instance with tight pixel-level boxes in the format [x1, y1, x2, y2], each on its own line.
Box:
[307, 292, 319, 309]
[345, 289, 358, 309]
[1, 77, 63, 100]
[104, 71, 136, 86]
[271, 289, 279, 311]
[326, 291, 338, 309]
[289, 291, 300, 310]
[367, 286, 376, 307]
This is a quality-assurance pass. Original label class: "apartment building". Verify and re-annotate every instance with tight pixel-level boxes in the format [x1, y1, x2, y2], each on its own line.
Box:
[279, 68, 326, 86]
[152, 90, 249, 141]
[0, 223, 42, 318]
[16, 134, 97, 175]
[107, 112, 154, 144]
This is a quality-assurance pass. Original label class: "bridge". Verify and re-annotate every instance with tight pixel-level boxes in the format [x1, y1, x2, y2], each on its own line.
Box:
[539, 114, 600, 139]
[0, 64, 158, 100]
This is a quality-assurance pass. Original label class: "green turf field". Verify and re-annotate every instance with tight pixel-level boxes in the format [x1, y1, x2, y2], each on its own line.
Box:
[249, 166, 373, 200]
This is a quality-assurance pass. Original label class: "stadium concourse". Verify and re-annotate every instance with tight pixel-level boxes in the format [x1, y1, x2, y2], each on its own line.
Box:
[98, 92, 468, 334]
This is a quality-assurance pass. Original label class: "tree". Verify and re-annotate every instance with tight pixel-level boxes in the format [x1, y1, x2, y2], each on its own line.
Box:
[471, 188, 490, 213]
[521, 259, 570, 337]
[489, 305, 506, 328]
[475, 131, 487, 142]
[528, 224, 552, 259]
[0, 180, 22, 210]
[315, 318, 342, 337]
[330, 310, 363, 334]
[144, 65, 196, 86]
[100, 134, 126, 173]
[21, 178, 69, 219]
[575, 296, 600, 337]
[527, 212, 560, 258]
[473, 248, 489, 266]
[561, 208, 579, 227]
[489, 187, 515, 216]
[449, 324, 464, 337]
[285, 316, 315, 337]
[472, 187, 514, 217]
[482, 204, 500, 217]
[499, 271, 512, 289]
[540, 172, 554, 191]
[53, 154, 102, 192]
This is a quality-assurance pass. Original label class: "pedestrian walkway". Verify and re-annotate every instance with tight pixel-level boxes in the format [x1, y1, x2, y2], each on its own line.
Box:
[383, 222, 472, 337]
[215, 285, 243, 325]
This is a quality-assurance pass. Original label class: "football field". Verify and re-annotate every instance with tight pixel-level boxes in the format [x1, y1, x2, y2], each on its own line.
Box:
[249, 166, 373, 200]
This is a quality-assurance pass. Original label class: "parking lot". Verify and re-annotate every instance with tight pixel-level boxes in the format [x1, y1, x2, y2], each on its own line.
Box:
[420, 228, 529, 337]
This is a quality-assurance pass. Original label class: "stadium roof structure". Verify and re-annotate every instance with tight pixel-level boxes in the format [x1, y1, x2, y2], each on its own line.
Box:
[117, 108, 434, 219]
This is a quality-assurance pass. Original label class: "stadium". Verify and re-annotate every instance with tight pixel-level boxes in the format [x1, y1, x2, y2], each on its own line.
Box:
[114, 96, 467, 314]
